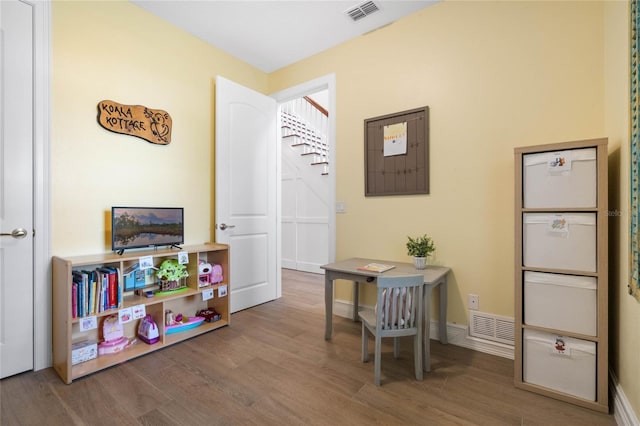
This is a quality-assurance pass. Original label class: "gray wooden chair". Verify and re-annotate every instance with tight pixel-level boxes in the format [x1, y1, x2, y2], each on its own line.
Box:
[359, 274, 424, 386]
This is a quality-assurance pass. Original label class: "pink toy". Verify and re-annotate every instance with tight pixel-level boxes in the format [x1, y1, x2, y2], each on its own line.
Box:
[98, 315, 129, 355]
[165, 316, 205, 335]
[138, 314, 159, 344]
[210, 264, 223, 284]
[197, 261, 223, 287]
[198, 260, 212, 287]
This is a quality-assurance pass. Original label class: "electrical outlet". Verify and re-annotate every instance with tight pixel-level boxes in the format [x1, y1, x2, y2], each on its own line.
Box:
[468, 294, 479, 311]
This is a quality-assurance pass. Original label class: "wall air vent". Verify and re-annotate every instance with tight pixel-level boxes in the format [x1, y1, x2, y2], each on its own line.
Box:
[345, 1, 380, 22]
[469, 311, 515, 346]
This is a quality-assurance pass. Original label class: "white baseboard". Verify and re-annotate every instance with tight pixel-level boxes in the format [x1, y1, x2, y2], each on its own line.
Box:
[610, 368, 640, 426]
[443, 322, 515, 359]
[333, 298, 358, 319]
[335, 299, 639, 424]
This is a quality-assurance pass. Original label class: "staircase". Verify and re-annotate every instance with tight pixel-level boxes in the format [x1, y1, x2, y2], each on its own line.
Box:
[280, 95, 330, 274]
[280, 96, 329, 176]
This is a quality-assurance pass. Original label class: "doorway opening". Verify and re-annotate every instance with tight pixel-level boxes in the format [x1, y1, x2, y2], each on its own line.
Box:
[280, 91, 329, 273]
[272, 74, 336, 274]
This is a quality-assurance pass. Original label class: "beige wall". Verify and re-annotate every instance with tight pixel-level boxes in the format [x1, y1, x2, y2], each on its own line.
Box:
[605, 0, 639, 416]
[270, 0, 606, 322]
[52, 0, 267, 256]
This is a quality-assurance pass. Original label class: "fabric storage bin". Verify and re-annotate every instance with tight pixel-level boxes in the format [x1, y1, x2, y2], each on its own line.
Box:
[524, 271, 597, 336]
[523, 329, 596, 401]
[523, 148, 597, 208]
[522, 213, 596, 272]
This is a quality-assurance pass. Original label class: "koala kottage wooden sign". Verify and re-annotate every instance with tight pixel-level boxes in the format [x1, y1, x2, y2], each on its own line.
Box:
[97, 100, 172, 145]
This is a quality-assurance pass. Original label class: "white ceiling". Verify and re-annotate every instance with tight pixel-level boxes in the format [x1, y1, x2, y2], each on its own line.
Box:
[130, 0, 438, 73]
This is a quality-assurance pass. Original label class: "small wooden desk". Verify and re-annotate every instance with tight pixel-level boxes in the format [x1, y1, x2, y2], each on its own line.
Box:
[321, 258, 450, 372]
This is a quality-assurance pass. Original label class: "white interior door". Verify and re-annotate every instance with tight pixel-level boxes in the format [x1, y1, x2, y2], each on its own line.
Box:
[215, 76, 279, 313]
[0, 0, 35, 378]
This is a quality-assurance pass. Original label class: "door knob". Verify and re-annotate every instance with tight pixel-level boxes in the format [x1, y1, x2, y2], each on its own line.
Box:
[218, 223, 235, 231]
[0, 228, 28, 239]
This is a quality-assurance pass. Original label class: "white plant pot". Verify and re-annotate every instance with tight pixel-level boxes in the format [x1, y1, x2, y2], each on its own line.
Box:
[413, 256, 427, 270]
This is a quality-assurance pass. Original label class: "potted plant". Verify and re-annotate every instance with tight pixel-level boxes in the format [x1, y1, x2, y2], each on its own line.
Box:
[406, 234, 435, 269]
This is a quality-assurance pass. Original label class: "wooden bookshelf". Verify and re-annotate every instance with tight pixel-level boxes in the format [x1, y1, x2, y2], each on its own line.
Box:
[52, 243, 229, 384]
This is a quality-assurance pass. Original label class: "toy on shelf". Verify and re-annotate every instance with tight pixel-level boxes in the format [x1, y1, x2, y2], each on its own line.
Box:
[164, 309, 205, 334]
[210, 264, 223, 284]
[137, 314, 159, 344]
[198, 261, 212, 287]
[165, 317, 205, 334]
[198, 261, 223, 287]
[98, 315, 129, 355]
[197, 307, 221, 322]
[123, 263, 146, 291]
[156, 259, 188, 294]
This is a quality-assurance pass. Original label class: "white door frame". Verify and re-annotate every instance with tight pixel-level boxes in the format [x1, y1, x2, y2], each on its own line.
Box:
[271, 74, 336, 267]
[31, 0, 52, 371]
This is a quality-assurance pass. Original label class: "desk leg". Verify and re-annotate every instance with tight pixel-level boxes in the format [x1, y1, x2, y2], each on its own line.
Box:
[325, 274, 333, 340]
[423, 288, 432, 373]
[353, 281, 359, 321]
[439, 278, 448, 345]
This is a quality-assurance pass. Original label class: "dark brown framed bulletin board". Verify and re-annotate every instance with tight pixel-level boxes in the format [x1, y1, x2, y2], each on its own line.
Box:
[364, 106, 429, 196]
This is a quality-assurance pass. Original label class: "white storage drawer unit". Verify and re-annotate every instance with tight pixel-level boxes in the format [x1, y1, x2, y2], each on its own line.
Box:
[523, 329, 596, 401]
[523, 213, 596, 272]
[524, 271, 597, 336]
[523, 148, 597, 208]
[516, 138, 607, 412]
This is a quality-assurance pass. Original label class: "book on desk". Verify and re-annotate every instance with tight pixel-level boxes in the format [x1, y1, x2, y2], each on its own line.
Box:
[357, 263, 396, 273]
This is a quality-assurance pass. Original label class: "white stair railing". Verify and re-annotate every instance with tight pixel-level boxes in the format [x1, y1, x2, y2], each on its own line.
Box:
[281, 97, 329, 176]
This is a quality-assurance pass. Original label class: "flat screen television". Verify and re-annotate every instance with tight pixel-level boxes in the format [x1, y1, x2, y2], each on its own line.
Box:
[111, 207, 184, 254]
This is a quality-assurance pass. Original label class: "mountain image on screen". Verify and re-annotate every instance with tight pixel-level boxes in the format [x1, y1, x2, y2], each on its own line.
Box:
[112, 207, 184, 252]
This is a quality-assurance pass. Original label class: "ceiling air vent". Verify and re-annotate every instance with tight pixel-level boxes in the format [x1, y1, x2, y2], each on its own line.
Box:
[345, 1, 380, 22]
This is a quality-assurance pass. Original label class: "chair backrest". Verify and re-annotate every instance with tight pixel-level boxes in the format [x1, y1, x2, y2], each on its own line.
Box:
[375, 275, 424, 331]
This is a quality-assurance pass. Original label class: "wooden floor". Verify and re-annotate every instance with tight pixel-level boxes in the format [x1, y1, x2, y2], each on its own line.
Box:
[1, 269, 616, 425]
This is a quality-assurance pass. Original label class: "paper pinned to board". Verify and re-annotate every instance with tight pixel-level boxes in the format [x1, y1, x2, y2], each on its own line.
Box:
[383, 122, 407, 157]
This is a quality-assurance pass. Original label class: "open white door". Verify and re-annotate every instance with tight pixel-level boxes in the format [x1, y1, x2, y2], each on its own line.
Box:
[215, 76, 279, 313]
[0, 0, 35, 378]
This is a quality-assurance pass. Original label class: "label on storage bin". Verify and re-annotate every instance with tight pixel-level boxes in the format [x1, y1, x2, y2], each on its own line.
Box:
[547, 151, 572, 174]
[552, 336, 571, 357]
[547, 215, 569, 234]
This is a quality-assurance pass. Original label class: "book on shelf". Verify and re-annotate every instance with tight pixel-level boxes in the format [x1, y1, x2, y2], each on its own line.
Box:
[70, 266, 122, 318]
[357, 263, 396, 273]
[72, 283, 78, 319]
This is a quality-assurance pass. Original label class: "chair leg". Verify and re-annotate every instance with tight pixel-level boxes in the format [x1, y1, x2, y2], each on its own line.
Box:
[414, 333, 423, 381]
[361, 323, 369, 363]
[374, 334, 382, 386]
[393, 337, 400, 359]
